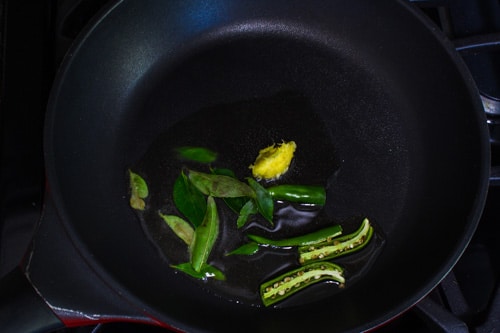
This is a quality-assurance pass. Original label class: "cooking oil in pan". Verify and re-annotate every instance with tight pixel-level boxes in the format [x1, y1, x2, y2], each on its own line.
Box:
[129, 91, 383, 307]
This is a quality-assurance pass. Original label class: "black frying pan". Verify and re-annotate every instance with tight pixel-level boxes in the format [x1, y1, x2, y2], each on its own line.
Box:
[0, 0, 491, 332]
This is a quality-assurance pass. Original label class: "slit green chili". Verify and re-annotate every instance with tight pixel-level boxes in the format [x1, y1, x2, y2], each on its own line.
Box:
[267, 184, 326, 205]
[298, 218, 373, 264]
[247, 224, 343, 247]
[260, 261, 345, 307]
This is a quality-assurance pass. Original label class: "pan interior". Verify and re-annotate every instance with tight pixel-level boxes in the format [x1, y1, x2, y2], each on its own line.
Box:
[122, 32, 407, 308]
[45, 0, 489, 331]
[129, 89, 388, 307]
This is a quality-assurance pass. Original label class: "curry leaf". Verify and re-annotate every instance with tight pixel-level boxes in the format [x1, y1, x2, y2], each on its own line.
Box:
[226, 242, 260, 256]
[188, 170, 255, 198]
[173, 171, 206, 228]
[201, 264, 226, 280]
[211, 168, 249, 213]
[129, 169, 148, 210]
[247, 178, 274, 224]
[237, 199, 258, 228]
[175, 146, 217, 164]
[158, 213, 194, 246]
[209, 167, 235, 177]
[171, 262, 225, 281]
[190, 196, 219, 272]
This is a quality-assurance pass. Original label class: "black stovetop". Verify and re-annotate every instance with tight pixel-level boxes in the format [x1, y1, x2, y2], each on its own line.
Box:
[1, 1, 499, 332]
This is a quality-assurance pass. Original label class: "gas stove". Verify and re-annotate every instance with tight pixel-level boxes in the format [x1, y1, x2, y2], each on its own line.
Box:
[1, 1, 499, 332]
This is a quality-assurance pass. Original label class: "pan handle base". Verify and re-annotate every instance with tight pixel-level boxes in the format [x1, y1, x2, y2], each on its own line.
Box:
[0, 266, 64, 333]
[17, 192, 168, 331]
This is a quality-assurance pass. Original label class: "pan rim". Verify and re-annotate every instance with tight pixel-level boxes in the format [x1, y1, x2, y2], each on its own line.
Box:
[42, 0, 491, 331]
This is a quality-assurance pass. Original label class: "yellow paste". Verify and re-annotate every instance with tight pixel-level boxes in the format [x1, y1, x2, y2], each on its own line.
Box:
[249, 141, 296, 180]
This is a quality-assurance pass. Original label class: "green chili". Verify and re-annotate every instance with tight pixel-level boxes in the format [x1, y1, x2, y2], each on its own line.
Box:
[260, 261, 345, 307]
[247, 224, 343, 247]
[298, 218, 373, 264]
[267, 184, 326, 205]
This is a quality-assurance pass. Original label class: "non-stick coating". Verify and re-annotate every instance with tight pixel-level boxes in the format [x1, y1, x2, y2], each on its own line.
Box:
[44, 0, 490, 332]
